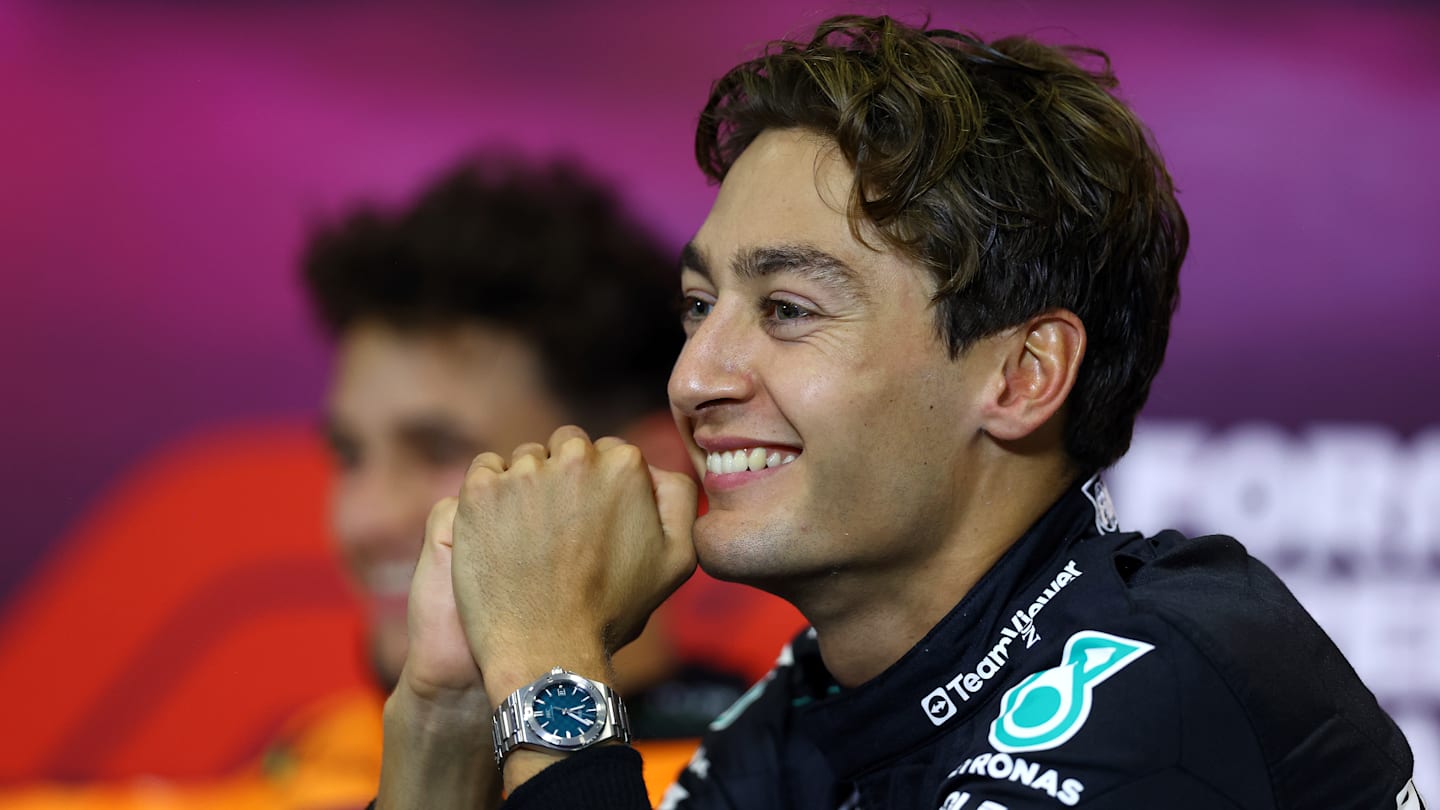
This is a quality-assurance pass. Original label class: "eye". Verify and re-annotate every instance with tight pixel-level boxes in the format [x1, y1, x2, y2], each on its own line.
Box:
[762, 297, 815, 325]
[325, 434, 361, 471]
[418, 436, 475, 467]
[769, 299, 810, 321]
[680, 294, 713, 324]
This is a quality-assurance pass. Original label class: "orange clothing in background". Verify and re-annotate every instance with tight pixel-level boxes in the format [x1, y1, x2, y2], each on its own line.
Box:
[0, 689, 696, 809]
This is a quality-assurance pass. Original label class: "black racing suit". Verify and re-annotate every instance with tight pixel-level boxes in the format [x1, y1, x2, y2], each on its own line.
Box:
[504, 479, 1422, 810]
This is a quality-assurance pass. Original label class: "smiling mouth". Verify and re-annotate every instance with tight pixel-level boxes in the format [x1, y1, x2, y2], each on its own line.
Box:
[705, 447, 799, 475]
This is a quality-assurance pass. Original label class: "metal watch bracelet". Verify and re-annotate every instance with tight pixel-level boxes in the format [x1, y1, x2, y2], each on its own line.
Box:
[491, 669, 631, 767]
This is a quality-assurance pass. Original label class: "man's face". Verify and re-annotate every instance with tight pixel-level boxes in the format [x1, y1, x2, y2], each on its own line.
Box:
[669, 128, 997, 591]
[324, 321, 568, 686]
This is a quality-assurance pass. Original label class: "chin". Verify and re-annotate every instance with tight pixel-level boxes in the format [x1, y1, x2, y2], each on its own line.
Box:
[693, 514, 804, 588]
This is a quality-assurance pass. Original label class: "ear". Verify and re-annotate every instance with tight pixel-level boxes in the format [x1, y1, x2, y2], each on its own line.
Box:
[981, 309, 1086, 443]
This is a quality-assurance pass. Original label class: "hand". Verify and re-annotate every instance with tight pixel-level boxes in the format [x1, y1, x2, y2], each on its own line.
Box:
[377, 499, 500, 810]
[449, 425, 699, 703]
[397, 497, 485, 703]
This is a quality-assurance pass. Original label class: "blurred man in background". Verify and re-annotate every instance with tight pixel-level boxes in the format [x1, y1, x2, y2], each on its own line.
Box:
[307, 155, 695, 700]
[287, 154, 753, 803]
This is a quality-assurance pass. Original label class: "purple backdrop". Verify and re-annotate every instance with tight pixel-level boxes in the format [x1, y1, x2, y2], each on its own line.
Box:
[3, 0, 1437, 787]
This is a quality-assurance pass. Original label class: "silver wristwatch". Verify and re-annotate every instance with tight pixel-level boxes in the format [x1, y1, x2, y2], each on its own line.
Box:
[490, 667, 631, 766]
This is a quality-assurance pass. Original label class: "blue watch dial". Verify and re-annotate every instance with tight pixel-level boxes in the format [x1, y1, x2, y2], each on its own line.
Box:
[532, 681, 599, 740]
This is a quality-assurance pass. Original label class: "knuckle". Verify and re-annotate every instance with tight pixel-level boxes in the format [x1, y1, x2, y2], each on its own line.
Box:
[550, 424, 591, 446]
[511, 441, 546, 460]
[593, 435, 625, 451]
[557, 435, 592, 460]
[427, 496, 458, 527]
[607, 443, 644, 468]
[509, 453, 540, 475]
[461, 465, 499, 498]
[420, 495, 460, 544]
[468, 452, 503, 475]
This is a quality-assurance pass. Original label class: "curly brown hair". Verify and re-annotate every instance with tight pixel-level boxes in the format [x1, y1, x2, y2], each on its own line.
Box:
[696, 15, 1188, 472]
[302, 154, 681, 435]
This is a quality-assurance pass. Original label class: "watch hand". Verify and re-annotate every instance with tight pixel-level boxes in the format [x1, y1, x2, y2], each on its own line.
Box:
[554, 705, 594, 726]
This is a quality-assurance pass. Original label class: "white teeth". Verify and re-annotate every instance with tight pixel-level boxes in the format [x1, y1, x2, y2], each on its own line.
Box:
[704, 447, 799, 474]
[747, 447, 766, 471]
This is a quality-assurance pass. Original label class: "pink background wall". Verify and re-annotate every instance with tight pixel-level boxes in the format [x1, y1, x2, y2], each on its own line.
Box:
[3, 0, 1437, 785]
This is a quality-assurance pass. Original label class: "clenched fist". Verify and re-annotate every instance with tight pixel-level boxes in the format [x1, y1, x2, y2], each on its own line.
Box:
[449, 425, 699, 706]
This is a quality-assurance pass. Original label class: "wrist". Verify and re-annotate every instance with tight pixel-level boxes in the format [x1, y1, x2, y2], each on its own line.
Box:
[487, 665, 632, 797]
[482, 650, 614, 711]
[379, 680, 499, 810]
[387, 673, 493, 743]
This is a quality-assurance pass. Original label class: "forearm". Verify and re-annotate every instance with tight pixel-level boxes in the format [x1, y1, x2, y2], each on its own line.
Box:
[377, 684, 500, 810]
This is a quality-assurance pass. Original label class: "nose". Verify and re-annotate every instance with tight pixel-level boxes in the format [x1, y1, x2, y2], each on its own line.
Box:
[668, 304, 756, 418]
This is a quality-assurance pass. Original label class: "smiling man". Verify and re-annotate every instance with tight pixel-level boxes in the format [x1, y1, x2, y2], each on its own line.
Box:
[374, 16, 1422, 810]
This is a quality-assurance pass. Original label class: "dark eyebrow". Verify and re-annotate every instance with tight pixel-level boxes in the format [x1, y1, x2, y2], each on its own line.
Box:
[736, 244, 869, 301]
[397, 417, 480, 449]
[679, 241, 710, 281]
[680, 240, 869, 302]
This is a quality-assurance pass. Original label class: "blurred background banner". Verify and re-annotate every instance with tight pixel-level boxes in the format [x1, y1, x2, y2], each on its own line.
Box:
[1, 0, 1435, 791]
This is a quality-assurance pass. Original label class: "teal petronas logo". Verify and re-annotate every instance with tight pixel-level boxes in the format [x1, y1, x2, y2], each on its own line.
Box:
[988, 630, 1153, 753]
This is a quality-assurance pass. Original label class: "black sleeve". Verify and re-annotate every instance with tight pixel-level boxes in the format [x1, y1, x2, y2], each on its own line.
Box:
[362, 746, 652, 810]
[502, 745, 652, 810]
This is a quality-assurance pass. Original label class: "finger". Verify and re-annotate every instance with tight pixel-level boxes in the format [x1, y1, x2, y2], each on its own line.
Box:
[424, 496, 460, 550]
[548, 424, 593, 459]
[468, 451, 505, 475]
[509, 441, 548, 469]
[650, 467, 699, 562]
[593, 435, 629, 453]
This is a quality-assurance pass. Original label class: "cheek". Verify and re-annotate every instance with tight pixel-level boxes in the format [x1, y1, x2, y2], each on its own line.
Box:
[796, 352, 931, 425]
[328, 480, 367, 562]
[834, 363, 968, 461]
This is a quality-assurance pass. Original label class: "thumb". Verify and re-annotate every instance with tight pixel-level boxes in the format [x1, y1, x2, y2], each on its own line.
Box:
[649, 466, 698, 547]
[427, 496, 460, 549]
[417, 496, 459, 576]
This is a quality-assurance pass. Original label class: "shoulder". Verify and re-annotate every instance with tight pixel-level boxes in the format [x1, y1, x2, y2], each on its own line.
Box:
[1112, 530, 1415, 806]
[1118, 531, 1381, 729]
[1114, 530, 1318, 672]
